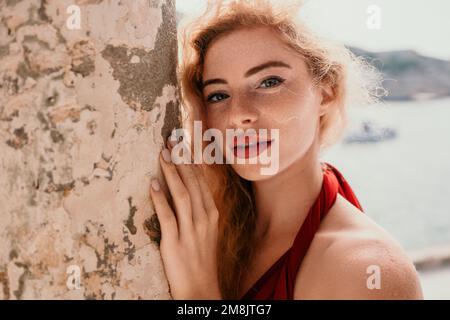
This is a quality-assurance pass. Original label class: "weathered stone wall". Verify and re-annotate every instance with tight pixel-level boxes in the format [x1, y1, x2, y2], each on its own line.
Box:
[0, 0, 180, 299]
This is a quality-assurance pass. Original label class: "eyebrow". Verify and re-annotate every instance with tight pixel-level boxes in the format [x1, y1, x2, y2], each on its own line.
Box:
[201, 60, 292, 90]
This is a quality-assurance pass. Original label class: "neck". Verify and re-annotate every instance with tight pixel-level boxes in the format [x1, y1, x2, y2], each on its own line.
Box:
[251, 139, 324, 243]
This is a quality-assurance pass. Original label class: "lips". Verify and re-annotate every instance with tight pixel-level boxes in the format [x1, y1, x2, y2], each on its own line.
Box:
[232, 136, 274, 159]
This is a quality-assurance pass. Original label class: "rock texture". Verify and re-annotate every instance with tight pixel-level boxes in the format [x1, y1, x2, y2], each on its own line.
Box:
[0, 0, 180, 299]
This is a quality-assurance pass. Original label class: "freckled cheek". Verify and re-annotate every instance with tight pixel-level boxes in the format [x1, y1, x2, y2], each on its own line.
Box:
[268, 90, 320, 151]
[263, 89, 315, 127]
[205, 109, 225, 132]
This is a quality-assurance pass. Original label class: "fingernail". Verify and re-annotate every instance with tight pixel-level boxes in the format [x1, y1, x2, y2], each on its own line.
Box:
[168, 136, 177, 147]
[151, 179, 160, 191]
[161, 148, 171, 163]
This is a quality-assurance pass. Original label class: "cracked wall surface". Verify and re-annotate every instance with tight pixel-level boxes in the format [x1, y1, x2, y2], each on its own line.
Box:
[0, 0, 181, 299]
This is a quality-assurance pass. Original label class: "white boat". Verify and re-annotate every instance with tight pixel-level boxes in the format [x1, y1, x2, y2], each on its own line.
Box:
[344, 121, 397, 144]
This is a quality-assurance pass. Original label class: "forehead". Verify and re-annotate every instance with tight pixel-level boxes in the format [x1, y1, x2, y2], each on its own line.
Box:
[202, 26, 306, 79]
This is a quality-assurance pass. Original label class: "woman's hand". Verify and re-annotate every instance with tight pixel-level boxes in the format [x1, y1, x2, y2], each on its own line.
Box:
[149, 137, 222, 300]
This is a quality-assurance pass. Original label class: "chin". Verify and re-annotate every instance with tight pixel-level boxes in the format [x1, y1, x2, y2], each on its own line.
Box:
[230, 161, 285, 181]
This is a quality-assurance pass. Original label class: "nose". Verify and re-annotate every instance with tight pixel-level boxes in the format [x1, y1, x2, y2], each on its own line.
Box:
[227, 95, 259, 128]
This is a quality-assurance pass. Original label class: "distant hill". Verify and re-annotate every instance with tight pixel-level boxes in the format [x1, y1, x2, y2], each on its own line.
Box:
[348, 47, 450, 101]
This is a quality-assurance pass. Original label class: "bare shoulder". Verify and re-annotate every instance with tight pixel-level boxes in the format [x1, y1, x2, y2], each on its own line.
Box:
[294, 193, 423, 299]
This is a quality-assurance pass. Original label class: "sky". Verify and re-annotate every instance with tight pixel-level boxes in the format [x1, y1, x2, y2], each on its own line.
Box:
[176, 0, 450, 61]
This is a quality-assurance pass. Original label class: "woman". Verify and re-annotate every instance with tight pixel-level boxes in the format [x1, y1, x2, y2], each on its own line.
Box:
[149, 0, 423, 300]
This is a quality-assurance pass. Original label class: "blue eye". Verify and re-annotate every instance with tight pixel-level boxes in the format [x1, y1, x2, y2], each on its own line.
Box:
[206, 92, 229, 103]
[259, 76, 285, 88]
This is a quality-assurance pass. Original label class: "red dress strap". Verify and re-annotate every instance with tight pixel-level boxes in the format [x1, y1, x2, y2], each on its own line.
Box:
[240, 162, 364, 300]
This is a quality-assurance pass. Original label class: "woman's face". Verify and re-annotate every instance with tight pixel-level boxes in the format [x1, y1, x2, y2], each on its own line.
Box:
[201, 26, 331, 181]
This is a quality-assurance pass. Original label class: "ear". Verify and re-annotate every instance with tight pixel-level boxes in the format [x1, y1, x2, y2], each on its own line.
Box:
[318, 84, 335, 116]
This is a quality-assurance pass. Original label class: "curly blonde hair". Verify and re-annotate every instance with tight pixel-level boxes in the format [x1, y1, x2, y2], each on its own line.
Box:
[176, 0, 383, 299]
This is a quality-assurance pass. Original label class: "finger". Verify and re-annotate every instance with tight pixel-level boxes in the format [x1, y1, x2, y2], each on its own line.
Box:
[167, 136, 218, 223]
[193, 165, 219, 223]
[159, 148, 194, 234]
[167, 137, 208, 223]
[150, 178, 179, 242]
[174, 163, 208, 224]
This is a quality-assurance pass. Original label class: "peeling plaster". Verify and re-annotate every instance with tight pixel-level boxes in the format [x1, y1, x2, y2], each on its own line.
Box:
[125, 197, 138, 235]
[100, 0, 178, 112]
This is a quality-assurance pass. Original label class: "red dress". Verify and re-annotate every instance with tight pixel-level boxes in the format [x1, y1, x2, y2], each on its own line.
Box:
[240, 162, 364, 300]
